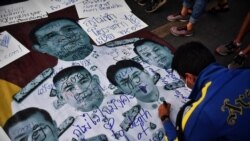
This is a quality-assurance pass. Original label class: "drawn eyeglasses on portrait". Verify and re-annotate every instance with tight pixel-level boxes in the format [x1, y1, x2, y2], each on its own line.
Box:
[20, 124, 53, 141]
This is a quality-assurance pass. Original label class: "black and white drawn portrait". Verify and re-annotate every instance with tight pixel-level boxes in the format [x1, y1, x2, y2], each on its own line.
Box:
[107, 60, 160, 103]
[31, 18, 93, 61]
[53, 66, 104, 112]
[133, 39, 173, 70]
[3, 107, 59, 141]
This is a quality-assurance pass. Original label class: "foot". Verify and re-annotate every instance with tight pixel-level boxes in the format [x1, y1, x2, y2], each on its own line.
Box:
[167, 13, 189, 22]
[215, 41, 241, 56]
[207, 2, 229, 15]
[145, 0, 167, 13]
[170, 25, 193, 37]
[228, 53, 246, 69]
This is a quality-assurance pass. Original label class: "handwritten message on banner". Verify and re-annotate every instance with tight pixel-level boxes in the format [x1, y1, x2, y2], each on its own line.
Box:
[79, 12, 148, 45]
[0, 1, 47, 27]
[32, 0, 84, 13]
[75, 0, 131, 18]
[0, 31, 30, 68]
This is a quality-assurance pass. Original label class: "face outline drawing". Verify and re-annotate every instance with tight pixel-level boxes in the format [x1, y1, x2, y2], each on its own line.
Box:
[32, 19, 93, 61]
[114, 66, 159, 103]
[54, 66, 104, 112]
[134, 40, 173, 69]
[7, 112, 58, 141]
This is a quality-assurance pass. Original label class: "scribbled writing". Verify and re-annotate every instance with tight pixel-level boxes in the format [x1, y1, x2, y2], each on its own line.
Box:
[0, 34, 10, 48]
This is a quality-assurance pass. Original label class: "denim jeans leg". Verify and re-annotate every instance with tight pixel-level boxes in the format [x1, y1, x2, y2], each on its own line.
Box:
[182, 0, 193, 9]
[189, 0, 208, 23]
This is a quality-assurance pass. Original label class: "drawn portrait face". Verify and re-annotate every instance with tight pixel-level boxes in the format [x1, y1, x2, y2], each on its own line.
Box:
[54, 67, 104, 112]
[8, 112, 58, 141]
[135, 41, 173, 69]
[32, 19, 93, 61]
[114, 67, 159, 103]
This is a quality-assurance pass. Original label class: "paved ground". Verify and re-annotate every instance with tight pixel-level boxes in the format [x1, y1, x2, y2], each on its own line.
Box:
[126, 0, 250, 68]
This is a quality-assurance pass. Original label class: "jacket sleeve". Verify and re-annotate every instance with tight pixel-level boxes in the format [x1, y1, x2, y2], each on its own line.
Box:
[162, 119, 177, 141]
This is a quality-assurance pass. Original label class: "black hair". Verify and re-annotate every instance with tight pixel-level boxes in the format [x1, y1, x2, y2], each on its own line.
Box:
[29, 18, 81, 45]
[133, 39, 164, 55]
[53, 66, 90, 85]
[171, 41, 216, 78]
[3, 107, 54, 135]
[106, 60, 144, 86]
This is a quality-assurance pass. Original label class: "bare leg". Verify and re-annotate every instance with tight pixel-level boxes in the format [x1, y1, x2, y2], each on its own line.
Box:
[234, 11, 250, 44]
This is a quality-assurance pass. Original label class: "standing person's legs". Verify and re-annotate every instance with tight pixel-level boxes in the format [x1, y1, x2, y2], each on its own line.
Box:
[216, 11, 250, 56]
[234, 11, 250, 44]
[167, 0, 192, 22]
[170, 0, 207, 36]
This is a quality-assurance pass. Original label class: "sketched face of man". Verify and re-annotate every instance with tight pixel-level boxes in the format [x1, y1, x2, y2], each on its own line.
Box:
[136, 41, 173, 69]
[33, 19, 93, 61]
[115, 67, 159, 103]
[8, 113, 58, 141]
[55, 69, 104, 112]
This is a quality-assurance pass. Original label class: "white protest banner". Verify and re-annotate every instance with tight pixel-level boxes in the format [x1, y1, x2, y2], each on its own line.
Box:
[75, 0, 131, 18]
[31, 0, 84, 14]
[0, 1, 47, 27]
[79, 11, 148, 45]
[0, 31, 30, 68]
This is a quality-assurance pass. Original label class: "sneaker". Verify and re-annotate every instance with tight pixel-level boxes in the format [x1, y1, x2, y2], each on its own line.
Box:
[138, 0, 147, 6]
[170, 26, 193, 36]
[167, 13, 189, 22]
[215, 41, 241, 56]
[228, 54, 246, 69]
[145, 0, 167, 13]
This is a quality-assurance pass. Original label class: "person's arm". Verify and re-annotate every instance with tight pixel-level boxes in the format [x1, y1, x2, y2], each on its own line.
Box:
[158, 102, 177, 141]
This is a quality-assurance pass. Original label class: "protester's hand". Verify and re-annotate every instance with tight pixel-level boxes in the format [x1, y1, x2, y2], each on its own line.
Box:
[158, 101, 171, 121]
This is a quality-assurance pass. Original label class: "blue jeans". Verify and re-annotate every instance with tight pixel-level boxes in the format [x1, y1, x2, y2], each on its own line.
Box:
[183, 0, 208, 23]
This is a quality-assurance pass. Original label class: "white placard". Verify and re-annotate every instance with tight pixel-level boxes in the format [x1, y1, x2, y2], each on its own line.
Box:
[0, 1, 47, 27]
[75, 0, 131, 18]
[32, 0, 84, 13]
[79, 11, 148, 45]
[0, 31, 30, 68]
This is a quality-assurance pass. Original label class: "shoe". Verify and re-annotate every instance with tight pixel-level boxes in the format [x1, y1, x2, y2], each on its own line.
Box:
[138, 0, 147, 6]
[215, 41, 241, 56]
[170, 26, 193, 37]
[145, 0, 167, 13]
[167, 13, 189, 22]
[207, 2, 229, 15]
[228, 54, 246, 69]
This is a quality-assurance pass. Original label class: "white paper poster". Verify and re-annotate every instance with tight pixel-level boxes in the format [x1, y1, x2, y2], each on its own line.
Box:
[75, 0, 131, 18]
[0, 1, 47, 27]
[0, 31, 30, 68]
[32, 0, 84, 13]
[79, 12, 148, 45]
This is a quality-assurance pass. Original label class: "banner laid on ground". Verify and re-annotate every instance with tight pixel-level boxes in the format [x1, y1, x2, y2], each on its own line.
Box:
[0, 5, 190, 141]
